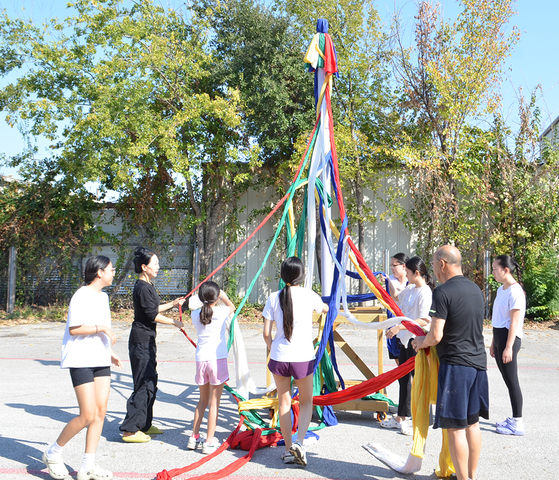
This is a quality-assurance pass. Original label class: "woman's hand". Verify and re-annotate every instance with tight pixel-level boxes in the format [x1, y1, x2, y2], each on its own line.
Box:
[173, 298, 185, 308]
[502, 346, 513, 364]
[111, 351, 123, 369]
[386, 325, 401, 339]
[102, 326, 118, 345]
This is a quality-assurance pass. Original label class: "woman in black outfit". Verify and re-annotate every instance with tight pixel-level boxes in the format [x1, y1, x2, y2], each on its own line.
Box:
[120, 247, 185, 443]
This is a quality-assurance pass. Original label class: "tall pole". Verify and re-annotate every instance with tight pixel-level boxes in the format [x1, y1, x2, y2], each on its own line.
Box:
[317, 66, 333, 297]
[484, 250, 491, 319]
[7, 247, 17, 313]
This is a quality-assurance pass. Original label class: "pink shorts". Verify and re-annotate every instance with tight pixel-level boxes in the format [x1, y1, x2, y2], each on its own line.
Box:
[195, 358, 229, 386]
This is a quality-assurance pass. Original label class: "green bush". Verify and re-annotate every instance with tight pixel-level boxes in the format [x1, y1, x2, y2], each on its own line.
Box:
[522, 251, 559, 321]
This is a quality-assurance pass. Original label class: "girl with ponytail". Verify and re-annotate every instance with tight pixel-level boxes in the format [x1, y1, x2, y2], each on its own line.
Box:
[382, 255, 434, 434]
[491, 255, 525, 436]
[189, 281, 235, 454]
[262, 257, 328, 467]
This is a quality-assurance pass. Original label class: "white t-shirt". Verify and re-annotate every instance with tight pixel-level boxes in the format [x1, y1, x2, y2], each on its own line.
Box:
[61, 286, 112, 369]
[191, 305, 230, 362]
[389, 274, 407, 294]
[262, 287, 324, 362]
[397, 284, 432, 322]
[491, 283, 526, 338]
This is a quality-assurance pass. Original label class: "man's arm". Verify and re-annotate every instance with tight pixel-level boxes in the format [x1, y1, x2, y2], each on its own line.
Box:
[414, 316, 445, 350]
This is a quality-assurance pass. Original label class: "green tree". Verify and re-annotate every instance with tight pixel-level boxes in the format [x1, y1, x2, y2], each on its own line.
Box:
[201, 0, 315, 169]
[0, 0, 260, 281]
[280, 0, 408, 291]
[0, 162, 102, 304]
[392, 0, 520, 272]
[489, 92, 559, 319]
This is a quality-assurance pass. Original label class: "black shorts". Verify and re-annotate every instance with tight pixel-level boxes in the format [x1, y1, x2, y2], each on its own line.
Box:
[69, 366, 111, 387]
[434, 363, 489, 429]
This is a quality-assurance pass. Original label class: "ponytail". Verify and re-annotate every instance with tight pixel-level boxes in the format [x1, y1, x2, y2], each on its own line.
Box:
[198, 281, 220, 325]
[279, 257, 305, 342]
[279, 285, 294, 342]
[405, 256, 435, 291]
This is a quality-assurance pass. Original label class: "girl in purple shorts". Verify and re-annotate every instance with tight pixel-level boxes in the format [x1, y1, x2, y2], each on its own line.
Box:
[189, 281, 235, 454]
[263, 257, 329, 467]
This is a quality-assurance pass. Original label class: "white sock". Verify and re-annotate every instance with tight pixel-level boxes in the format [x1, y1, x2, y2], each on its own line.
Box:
[46, 441, 64, 459]
[80, 453, 95, 473]
[513, 417, 524, 429]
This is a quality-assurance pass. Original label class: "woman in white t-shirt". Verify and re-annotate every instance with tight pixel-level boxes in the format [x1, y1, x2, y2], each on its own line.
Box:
[43, 256, 122, 480]
[263, 257, 328, 468]
[188, 281, 235, 454]
[382, 256, 434, 434]
[385, 253, 409, 362]
[490, 255, 526, 436]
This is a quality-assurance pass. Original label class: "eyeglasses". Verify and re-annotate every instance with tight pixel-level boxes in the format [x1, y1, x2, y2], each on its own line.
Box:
[104, 267, 116, 272]
[390, 263, 403, 268]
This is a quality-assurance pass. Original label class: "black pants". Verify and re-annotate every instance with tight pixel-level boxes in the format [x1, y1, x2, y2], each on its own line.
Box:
[397, 339, 417, 418]
[493, 327, 523, 417]
[120, 339, 158, 432]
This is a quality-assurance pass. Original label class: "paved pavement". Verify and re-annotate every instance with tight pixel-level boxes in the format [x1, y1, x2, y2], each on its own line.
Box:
[1, 320, 558, 480]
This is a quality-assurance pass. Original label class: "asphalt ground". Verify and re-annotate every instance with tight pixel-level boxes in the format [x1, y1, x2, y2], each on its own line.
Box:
[1, 320, 558, 480]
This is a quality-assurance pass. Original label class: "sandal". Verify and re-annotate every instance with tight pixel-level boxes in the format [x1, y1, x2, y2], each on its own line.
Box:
[379, 416, 402, 430]
[77, 465, 113, 480]
[42, 452, 70, 480]
[122, 431, 151, 443]
[144, 425, 164, 435]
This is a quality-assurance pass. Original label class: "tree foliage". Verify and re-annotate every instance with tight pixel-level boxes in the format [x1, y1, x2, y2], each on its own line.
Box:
[0, 163, 102, 304]
[392, 0, 520, 268]
[0, 0, 260, 281]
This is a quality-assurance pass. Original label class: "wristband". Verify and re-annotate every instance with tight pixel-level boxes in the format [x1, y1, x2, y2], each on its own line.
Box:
[96, 325, 98, 334]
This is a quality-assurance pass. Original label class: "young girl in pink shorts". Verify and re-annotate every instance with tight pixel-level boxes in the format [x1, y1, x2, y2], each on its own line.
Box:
[188, 281, 235, 454]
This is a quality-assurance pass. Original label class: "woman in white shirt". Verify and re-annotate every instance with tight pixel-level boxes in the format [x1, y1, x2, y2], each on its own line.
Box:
[382, 256, 434, 434]
[491, 255, 526, 436]
[386, 253, 409, 362]
[263, 257, 328, 467]
[43, 256, 122, 480]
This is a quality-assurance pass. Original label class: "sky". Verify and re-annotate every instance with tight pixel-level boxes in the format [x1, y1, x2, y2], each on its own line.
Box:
[1, 0, 557, 178]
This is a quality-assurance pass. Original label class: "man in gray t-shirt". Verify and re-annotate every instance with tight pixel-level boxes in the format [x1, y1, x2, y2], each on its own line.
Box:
[413, 245, 489, 480]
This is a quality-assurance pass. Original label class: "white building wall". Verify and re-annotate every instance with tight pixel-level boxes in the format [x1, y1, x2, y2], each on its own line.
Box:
[89, 175, 415, 304]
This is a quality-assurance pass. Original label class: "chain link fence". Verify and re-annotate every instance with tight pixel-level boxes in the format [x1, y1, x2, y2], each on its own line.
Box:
[0, 249, 196, 310]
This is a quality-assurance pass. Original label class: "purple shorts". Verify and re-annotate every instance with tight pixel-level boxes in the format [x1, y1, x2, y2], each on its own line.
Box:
[268, 359, 315, 380]
[195, 358, 229, 386]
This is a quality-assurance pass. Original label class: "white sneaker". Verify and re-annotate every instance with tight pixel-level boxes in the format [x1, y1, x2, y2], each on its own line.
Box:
[186, 435, 205, 450]
[202, 438, 220, 454]
[289, 441, 307, 467]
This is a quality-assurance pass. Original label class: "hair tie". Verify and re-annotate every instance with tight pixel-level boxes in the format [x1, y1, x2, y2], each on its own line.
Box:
[286, 283, 291, 287]
[203, 300, 208, 304]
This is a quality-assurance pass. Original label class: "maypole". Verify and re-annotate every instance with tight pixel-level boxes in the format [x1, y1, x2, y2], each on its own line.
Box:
[304, 19, 337, 296]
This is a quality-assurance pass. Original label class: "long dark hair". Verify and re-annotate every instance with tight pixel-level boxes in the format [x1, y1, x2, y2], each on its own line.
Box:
[279, 257, 305, 342]
[198, 281, 220, 325]
[133, 246, 155, 274]
[83, 256, 111, 286]
[405, 256, 436, 291]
